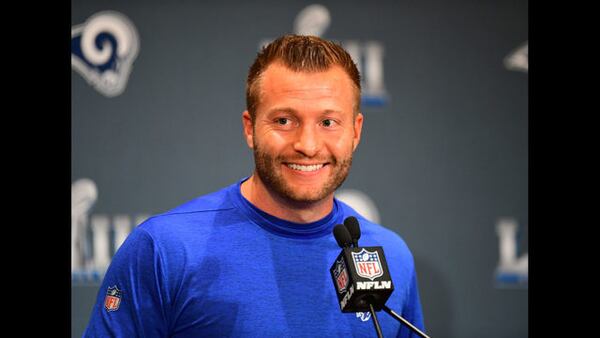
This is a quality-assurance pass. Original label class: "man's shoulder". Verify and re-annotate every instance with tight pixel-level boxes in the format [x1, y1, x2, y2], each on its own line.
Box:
[163, 184, 237, 216]
[358, 217, 409, 252]
[137, 182, 242, 235]
[336, 200, 411, 255]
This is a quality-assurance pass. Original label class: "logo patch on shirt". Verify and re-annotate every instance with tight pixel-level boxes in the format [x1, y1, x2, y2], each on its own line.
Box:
[352, 248, 383, 281]
[356, 311, 372, 322]
[104, 286, 122, 312]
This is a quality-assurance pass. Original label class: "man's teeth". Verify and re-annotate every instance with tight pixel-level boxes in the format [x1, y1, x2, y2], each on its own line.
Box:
[287, 163, 324, 172]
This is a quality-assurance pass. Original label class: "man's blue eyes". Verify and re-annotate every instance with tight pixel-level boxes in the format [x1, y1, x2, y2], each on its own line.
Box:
[274, 119, 336, 127]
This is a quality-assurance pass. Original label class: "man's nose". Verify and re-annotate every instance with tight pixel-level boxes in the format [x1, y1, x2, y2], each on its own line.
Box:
[293, 124, 321, 158]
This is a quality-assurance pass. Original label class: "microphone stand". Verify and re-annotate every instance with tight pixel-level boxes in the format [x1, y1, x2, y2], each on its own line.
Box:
[381, 305, 431, 338]
[337, 219, 431, 338]
[368, 303, 384, 338]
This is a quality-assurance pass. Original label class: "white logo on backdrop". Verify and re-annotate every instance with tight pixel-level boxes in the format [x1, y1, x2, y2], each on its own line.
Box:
[259, 4, 388, 107]
[504, 41, 528, 73]
[335, 189, 381, 224]
[71, 178, 149, 283]
[71, 11, 140, 97]
[499, 42, 527, 288]
[294, 4, 331, 37]
[72, 178, 98, 272]
[494, 218, 528, 287]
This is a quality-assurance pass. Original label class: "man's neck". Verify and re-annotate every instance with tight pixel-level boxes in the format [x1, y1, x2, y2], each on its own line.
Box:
[240, 175, 334, 224]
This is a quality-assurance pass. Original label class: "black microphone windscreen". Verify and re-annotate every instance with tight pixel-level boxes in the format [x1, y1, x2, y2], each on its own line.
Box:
[344, 216, 361, 243]
[333, 224, 353, 248]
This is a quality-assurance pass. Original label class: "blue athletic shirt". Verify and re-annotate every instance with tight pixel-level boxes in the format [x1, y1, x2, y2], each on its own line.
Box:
[83, 177, 425, 337]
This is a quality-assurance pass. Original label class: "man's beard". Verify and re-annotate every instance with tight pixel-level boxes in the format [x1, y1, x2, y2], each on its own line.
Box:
[253, 145, 353, 204]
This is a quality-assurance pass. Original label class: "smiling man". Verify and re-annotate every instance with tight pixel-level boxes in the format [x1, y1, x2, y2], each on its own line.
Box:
[241, 59, 362, 223]
[84, 35, 425, 337]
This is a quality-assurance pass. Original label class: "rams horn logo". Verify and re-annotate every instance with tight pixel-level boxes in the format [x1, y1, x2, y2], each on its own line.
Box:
[71, 11, 140, 97]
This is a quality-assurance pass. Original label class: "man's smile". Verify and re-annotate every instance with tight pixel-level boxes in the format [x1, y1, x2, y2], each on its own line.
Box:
[285, 163, 328, 172]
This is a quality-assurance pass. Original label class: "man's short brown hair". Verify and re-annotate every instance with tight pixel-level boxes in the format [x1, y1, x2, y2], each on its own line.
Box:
[246, 35, 361, 121]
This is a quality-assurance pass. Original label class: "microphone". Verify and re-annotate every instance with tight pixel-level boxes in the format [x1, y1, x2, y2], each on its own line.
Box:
[330, 217, 432, 338]
[330, 220, 394, 313]
[333, 223, 353, 248]
[344, 216, 361, 247]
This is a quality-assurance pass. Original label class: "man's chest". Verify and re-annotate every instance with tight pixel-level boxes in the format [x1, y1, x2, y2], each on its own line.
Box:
[169, 256, 402, 337]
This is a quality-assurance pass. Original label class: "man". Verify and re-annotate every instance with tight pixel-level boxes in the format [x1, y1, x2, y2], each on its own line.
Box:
[84, 35, 424, 337]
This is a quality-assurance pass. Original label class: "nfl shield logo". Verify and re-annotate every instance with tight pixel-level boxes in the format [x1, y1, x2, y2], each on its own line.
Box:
[352, 249, 384, 281]
[104, 286, 122, 312]
[333, 257, 350, 293]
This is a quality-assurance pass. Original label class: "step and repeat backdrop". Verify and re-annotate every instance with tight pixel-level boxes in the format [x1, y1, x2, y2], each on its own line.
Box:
[72, 0, 528, 337]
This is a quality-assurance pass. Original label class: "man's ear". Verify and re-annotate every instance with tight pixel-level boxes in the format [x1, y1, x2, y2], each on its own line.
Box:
[352, 112, 364, 152]
[242, 110, 254, 149]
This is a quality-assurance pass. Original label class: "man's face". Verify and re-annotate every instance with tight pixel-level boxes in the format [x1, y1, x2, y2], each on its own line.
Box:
[243, 62, 363, 204]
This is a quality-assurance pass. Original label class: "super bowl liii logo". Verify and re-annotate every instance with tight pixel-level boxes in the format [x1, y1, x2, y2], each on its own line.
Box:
[259, 4, 388, 107]
[72, 178, 149, 283]
[71, 11, 140, 97]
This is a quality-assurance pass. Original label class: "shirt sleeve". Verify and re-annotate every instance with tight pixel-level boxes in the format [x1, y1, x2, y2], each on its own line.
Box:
[83, 226, 170, 337]
[396, 266, 425, 338]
